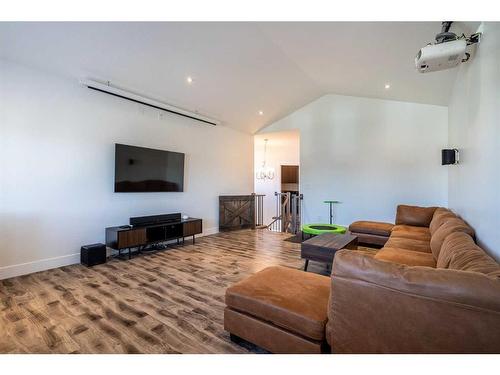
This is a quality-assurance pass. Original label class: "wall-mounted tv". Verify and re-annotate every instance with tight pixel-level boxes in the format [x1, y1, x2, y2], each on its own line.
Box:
[114, 144, 185, 192]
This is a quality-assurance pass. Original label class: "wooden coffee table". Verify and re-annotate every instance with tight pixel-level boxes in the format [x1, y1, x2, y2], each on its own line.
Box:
[301, 232, 358, 271]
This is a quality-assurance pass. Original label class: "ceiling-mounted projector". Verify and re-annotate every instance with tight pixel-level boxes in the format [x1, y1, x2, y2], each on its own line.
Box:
[415, 21, 481, 73]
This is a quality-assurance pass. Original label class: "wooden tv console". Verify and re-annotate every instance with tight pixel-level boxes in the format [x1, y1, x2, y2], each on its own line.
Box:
[105, 215, 202, 259]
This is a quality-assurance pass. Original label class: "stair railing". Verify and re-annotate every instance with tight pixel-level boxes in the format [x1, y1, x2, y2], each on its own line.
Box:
[268, 192, 302, 234]
[252, 193, 266, 229]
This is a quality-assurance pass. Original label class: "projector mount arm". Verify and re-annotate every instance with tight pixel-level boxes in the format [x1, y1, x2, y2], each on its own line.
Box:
[466, 32, 481, 45]
[435, 21, 456, 43]
[435, 21, 482, 46]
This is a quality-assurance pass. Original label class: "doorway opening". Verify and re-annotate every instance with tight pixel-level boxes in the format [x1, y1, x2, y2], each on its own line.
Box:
[254, 130, 301, 234]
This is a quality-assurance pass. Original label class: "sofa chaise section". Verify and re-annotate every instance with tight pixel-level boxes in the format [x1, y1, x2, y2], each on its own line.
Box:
[224, 266, 331, 353]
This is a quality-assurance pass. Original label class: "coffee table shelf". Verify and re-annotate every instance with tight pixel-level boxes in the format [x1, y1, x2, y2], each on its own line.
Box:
[301, 232, 358, 271]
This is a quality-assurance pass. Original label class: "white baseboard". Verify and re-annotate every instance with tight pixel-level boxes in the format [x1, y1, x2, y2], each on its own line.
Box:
[0, 227, 220, 280]
[0, 253, 81, 280]
[202, 226, 219, 236]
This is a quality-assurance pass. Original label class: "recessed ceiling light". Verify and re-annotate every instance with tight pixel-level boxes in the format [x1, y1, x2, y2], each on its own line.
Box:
[186, 76, 193, 84]
[384, 83, 391, 89]
[258, 110, 264, 116]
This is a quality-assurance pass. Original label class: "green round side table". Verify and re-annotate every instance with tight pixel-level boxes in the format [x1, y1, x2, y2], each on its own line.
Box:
[301, 223, 347, 240]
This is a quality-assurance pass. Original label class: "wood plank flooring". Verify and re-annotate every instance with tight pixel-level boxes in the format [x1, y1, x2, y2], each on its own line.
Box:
[0, 229, 333, 354]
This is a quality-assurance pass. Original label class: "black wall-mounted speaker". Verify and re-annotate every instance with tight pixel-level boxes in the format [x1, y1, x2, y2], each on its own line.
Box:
[442, 149, 459, 165]
[81, 243, 107, 267]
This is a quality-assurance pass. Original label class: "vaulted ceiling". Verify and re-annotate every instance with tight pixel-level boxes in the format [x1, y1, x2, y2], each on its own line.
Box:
[0, 22, 478, 133]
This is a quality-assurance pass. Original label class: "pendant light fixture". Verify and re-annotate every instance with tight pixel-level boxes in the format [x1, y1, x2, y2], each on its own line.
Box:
[256, 139, 275, 180]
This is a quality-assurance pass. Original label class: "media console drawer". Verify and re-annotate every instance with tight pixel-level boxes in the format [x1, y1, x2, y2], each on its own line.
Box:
[183, 219, 202, 236]
[117, 228, 147, 249]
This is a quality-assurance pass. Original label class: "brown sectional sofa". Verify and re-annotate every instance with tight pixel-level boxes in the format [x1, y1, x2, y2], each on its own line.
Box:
[225, 205, 500, 353]
[373, 206, 475, 267]
[331, 205, 500, 353]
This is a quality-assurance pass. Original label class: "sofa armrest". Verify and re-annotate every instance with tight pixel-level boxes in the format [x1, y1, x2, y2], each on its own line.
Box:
[327, 250, 500, 353]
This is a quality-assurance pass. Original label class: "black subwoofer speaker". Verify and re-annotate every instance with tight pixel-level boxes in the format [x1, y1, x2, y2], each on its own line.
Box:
[81, 243, 107, 267]
[442, 149, 459, 165]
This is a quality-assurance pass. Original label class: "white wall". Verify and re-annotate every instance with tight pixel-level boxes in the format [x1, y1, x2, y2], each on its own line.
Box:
[448, 22, 500, 260]
[0, 60, 253, 279]
[259, 94, 448, 226]
[254, 131, 300, 225]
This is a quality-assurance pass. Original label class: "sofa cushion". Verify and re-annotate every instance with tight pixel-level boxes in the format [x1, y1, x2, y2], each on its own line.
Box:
[391, 225, 431, 241]
[429, 208, 458, 235]
[395, 205, 437, 227]
[374, 247, 436, 267]
[438, 232, 500, 277]
[353, 232, 390, 247]
[385, 236, 432, 253]
[392, 225, 430, 234]
[225, 266, 330, 341]
[430, 218, 475, 259]
[349, 221, 394, 237]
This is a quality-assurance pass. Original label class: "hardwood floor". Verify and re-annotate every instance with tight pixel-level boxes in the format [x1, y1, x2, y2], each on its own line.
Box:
[0, 229, 333, 354]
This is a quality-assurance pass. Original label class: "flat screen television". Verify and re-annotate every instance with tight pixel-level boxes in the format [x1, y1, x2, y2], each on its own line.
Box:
[114, 144, 185, 192]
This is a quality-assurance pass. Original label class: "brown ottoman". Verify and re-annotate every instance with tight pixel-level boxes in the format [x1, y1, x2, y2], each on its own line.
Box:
[349, 220, 394, 246]
[224, 266, 330, 353]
